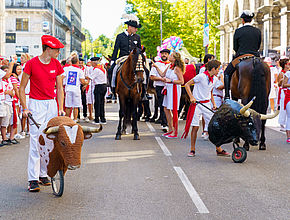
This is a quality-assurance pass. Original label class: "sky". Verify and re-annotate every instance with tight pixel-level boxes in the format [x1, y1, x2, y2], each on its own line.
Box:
[81, 0, 127, 40]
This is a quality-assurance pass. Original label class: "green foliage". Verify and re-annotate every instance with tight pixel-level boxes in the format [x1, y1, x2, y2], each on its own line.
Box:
[125, 0, 220, 60]
[81, 29, 114, 59]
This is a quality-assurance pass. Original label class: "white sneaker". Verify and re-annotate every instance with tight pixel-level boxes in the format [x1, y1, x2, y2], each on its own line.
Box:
[20, 131, 26, 136]
[201, 132, 206, 138]
[14, 133, 25, 139]
[85, 117, 90, 123]
[203, 134, 209, 141]
[161, 125, 168, 132]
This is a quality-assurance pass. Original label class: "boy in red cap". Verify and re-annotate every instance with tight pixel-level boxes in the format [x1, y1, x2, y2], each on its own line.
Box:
[19, 35, 65, 192]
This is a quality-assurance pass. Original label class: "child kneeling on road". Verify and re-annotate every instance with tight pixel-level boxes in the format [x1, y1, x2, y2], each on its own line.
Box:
[181, 60, 230, 157]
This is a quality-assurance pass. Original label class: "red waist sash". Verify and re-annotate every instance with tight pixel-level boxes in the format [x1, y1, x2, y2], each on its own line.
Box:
[181, 100, 210, 139]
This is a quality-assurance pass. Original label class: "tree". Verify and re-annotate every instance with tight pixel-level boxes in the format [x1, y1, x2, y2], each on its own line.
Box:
[125, 0, 220, 60]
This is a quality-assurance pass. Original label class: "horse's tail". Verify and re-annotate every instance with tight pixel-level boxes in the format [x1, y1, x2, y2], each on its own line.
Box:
[249, 57, 268, 114]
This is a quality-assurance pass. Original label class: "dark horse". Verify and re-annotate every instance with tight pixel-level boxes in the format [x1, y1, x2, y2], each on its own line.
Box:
[115, 47, 148, 140]
[230, 56, 272, 150]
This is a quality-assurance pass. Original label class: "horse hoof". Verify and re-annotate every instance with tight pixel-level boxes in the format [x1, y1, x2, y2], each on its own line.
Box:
[115, 134, 121, 140]
[133, 134, 140, 140]
[243, 144, 250, 151]
[259, 143, 266, 150]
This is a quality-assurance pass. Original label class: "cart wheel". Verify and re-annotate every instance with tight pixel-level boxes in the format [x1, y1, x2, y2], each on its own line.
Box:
[232, 147, 247, 163]
[51, 170, 64, 197]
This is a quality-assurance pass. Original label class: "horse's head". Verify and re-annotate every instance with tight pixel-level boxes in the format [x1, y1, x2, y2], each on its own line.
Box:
[130, 47, 146, 84]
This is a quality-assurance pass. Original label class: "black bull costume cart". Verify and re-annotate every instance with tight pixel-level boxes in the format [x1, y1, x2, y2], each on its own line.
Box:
[207, 98, 279, 163]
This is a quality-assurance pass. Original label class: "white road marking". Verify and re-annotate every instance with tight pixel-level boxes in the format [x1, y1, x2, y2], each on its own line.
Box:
[174, 167, 209, 214]
[155, 137, 172, 156]
[86, 150, 155, 158]
[146, 122, 156, 132]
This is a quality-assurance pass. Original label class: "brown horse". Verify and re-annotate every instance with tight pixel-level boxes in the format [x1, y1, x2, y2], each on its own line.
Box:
[230, 56, 272, 150]
[115, 47, 147, 140]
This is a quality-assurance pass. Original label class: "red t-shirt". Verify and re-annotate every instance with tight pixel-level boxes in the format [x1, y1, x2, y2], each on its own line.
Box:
[183, 64, 196, 85]
[24, 57, 64, 100]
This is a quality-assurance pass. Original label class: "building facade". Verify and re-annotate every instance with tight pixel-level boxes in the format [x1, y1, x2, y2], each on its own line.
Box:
[4, 0, 84, 59]
[219, 0, 290, 63]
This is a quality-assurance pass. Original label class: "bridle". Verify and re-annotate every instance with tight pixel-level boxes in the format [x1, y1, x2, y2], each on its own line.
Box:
[119, 52, 147, 94]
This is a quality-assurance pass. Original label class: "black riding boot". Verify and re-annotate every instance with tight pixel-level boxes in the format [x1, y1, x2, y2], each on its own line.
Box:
[112, 87, 117, 100]
[224, 62, 235, 99]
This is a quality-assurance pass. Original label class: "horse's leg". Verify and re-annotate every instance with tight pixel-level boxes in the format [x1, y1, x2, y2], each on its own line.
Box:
[132, 101, 140, 140]
[259, 120, 266, 150]
[115, 97, 125, 140]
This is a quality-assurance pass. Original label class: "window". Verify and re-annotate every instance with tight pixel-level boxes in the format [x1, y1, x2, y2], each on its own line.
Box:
[16, 18, 28, 31]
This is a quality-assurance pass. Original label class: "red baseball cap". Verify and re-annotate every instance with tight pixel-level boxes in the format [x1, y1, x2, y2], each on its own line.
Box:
[41, 35, 64, 49]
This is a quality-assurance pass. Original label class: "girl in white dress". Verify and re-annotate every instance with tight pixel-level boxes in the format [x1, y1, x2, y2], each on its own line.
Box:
[153, 52, 184, 138]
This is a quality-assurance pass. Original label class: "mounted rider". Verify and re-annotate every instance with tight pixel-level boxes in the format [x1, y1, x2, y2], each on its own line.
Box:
[109, 14, 148, 100]
[224, 10, 262, 99]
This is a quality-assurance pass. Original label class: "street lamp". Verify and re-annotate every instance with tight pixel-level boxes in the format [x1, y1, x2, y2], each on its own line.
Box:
[157, 1, 163, 46]
[204, 0, 208, 55]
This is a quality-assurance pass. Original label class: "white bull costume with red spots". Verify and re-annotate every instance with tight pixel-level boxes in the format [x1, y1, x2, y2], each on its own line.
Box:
[37, 116, 102, 177]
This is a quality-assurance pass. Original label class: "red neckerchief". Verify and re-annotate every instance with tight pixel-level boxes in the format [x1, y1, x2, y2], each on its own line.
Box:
[170, 63, 175, 70]
[203, 70, 213, 83]
[71, 64, 80, 69]
[94, 64, 106, 74]
[157, 60, 170, 64]
[201, 64, 205, 69]
[281, 70, 286, 74]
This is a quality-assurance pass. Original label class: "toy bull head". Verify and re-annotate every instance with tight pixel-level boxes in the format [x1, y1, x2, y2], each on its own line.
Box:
[208, 98, 279, 147]
[38, 117, 102, 178]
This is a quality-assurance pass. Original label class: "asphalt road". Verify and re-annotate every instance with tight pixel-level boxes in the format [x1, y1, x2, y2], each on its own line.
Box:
[0, 103, 289, 220]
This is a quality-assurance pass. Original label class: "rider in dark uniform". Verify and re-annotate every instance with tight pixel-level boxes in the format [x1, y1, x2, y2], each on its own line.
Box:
[224, 10, 262, 99]
[108, 14, 142, 100]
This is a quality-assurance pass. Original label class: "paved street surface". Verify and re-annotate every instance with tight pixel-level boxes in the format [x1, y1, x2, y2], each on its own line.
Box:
[0, 102, 289, 220]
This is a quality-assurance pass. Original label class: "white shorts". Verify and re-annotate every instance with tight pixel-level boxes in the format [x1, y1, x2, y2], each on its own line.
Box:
[190, 102, 213, 131]
[1, 103, 12, 127]
[65, 90, 81, 108]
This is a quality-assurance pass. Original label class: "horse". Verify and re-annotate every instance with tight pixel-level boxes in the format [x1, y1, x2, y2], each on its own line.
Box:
[115, 47, 148, 140]
[230, 56, 272, 150]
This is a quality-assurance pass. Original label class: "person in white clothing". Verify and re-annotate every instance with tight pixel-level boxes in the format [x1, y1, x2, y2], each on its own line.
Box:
[19, 35, 65, 192]
[63, 56, 86, 122]
[282, 66, 290, 143]
[264, 57, 278, 112]
[89, 57, 107, 124]
[277, 58, 289, 131]
[150, 48, 170, 129]
[183, 60, 230, 157]
[153, 52, 184, 138]
[212, 67, 224, 108]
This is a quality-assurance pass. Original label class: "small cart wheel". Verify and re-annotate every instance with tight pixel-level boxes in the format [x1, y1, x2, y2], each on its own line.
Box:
[51, 170, 64, 197]
[232, 147, 247, 163]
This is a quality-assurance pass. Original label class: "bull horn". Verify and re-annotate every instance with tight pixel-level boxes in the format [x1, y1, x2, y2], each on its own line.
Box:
[240, 97, 256, 117]
[44, 126, 59, 134]
[81, 125, 103, 133]
[260, 107, 280, 120]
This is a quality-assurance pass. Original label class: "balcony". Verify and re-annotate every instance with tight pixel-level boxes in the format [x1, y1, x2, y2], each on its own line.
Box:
[6, 0, 47, 9]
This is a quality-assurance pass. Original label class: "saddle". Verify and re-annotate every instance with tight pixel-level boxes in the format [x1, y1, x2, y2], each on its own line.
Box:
[232, 54, 254, 68]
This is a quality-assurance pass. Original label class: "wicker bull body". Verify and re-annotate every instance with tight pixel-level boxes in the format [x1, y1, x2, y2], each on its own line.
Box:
[37, 116, 102, 177]
[208, 99, 279, 148]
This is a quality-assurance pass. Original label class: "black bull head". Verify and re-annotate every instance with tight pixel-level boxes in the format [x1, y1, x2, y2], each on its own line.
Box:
[208, 99, 279, 147]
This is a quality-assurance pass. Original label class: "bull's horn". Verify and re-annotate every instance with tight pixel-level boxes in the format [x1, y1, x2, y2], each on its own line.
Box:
[260, 107, 280, 120]
[240, 97, 256, 117]
[82, 125, 103, 133]
[44, 126, 59, 134]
